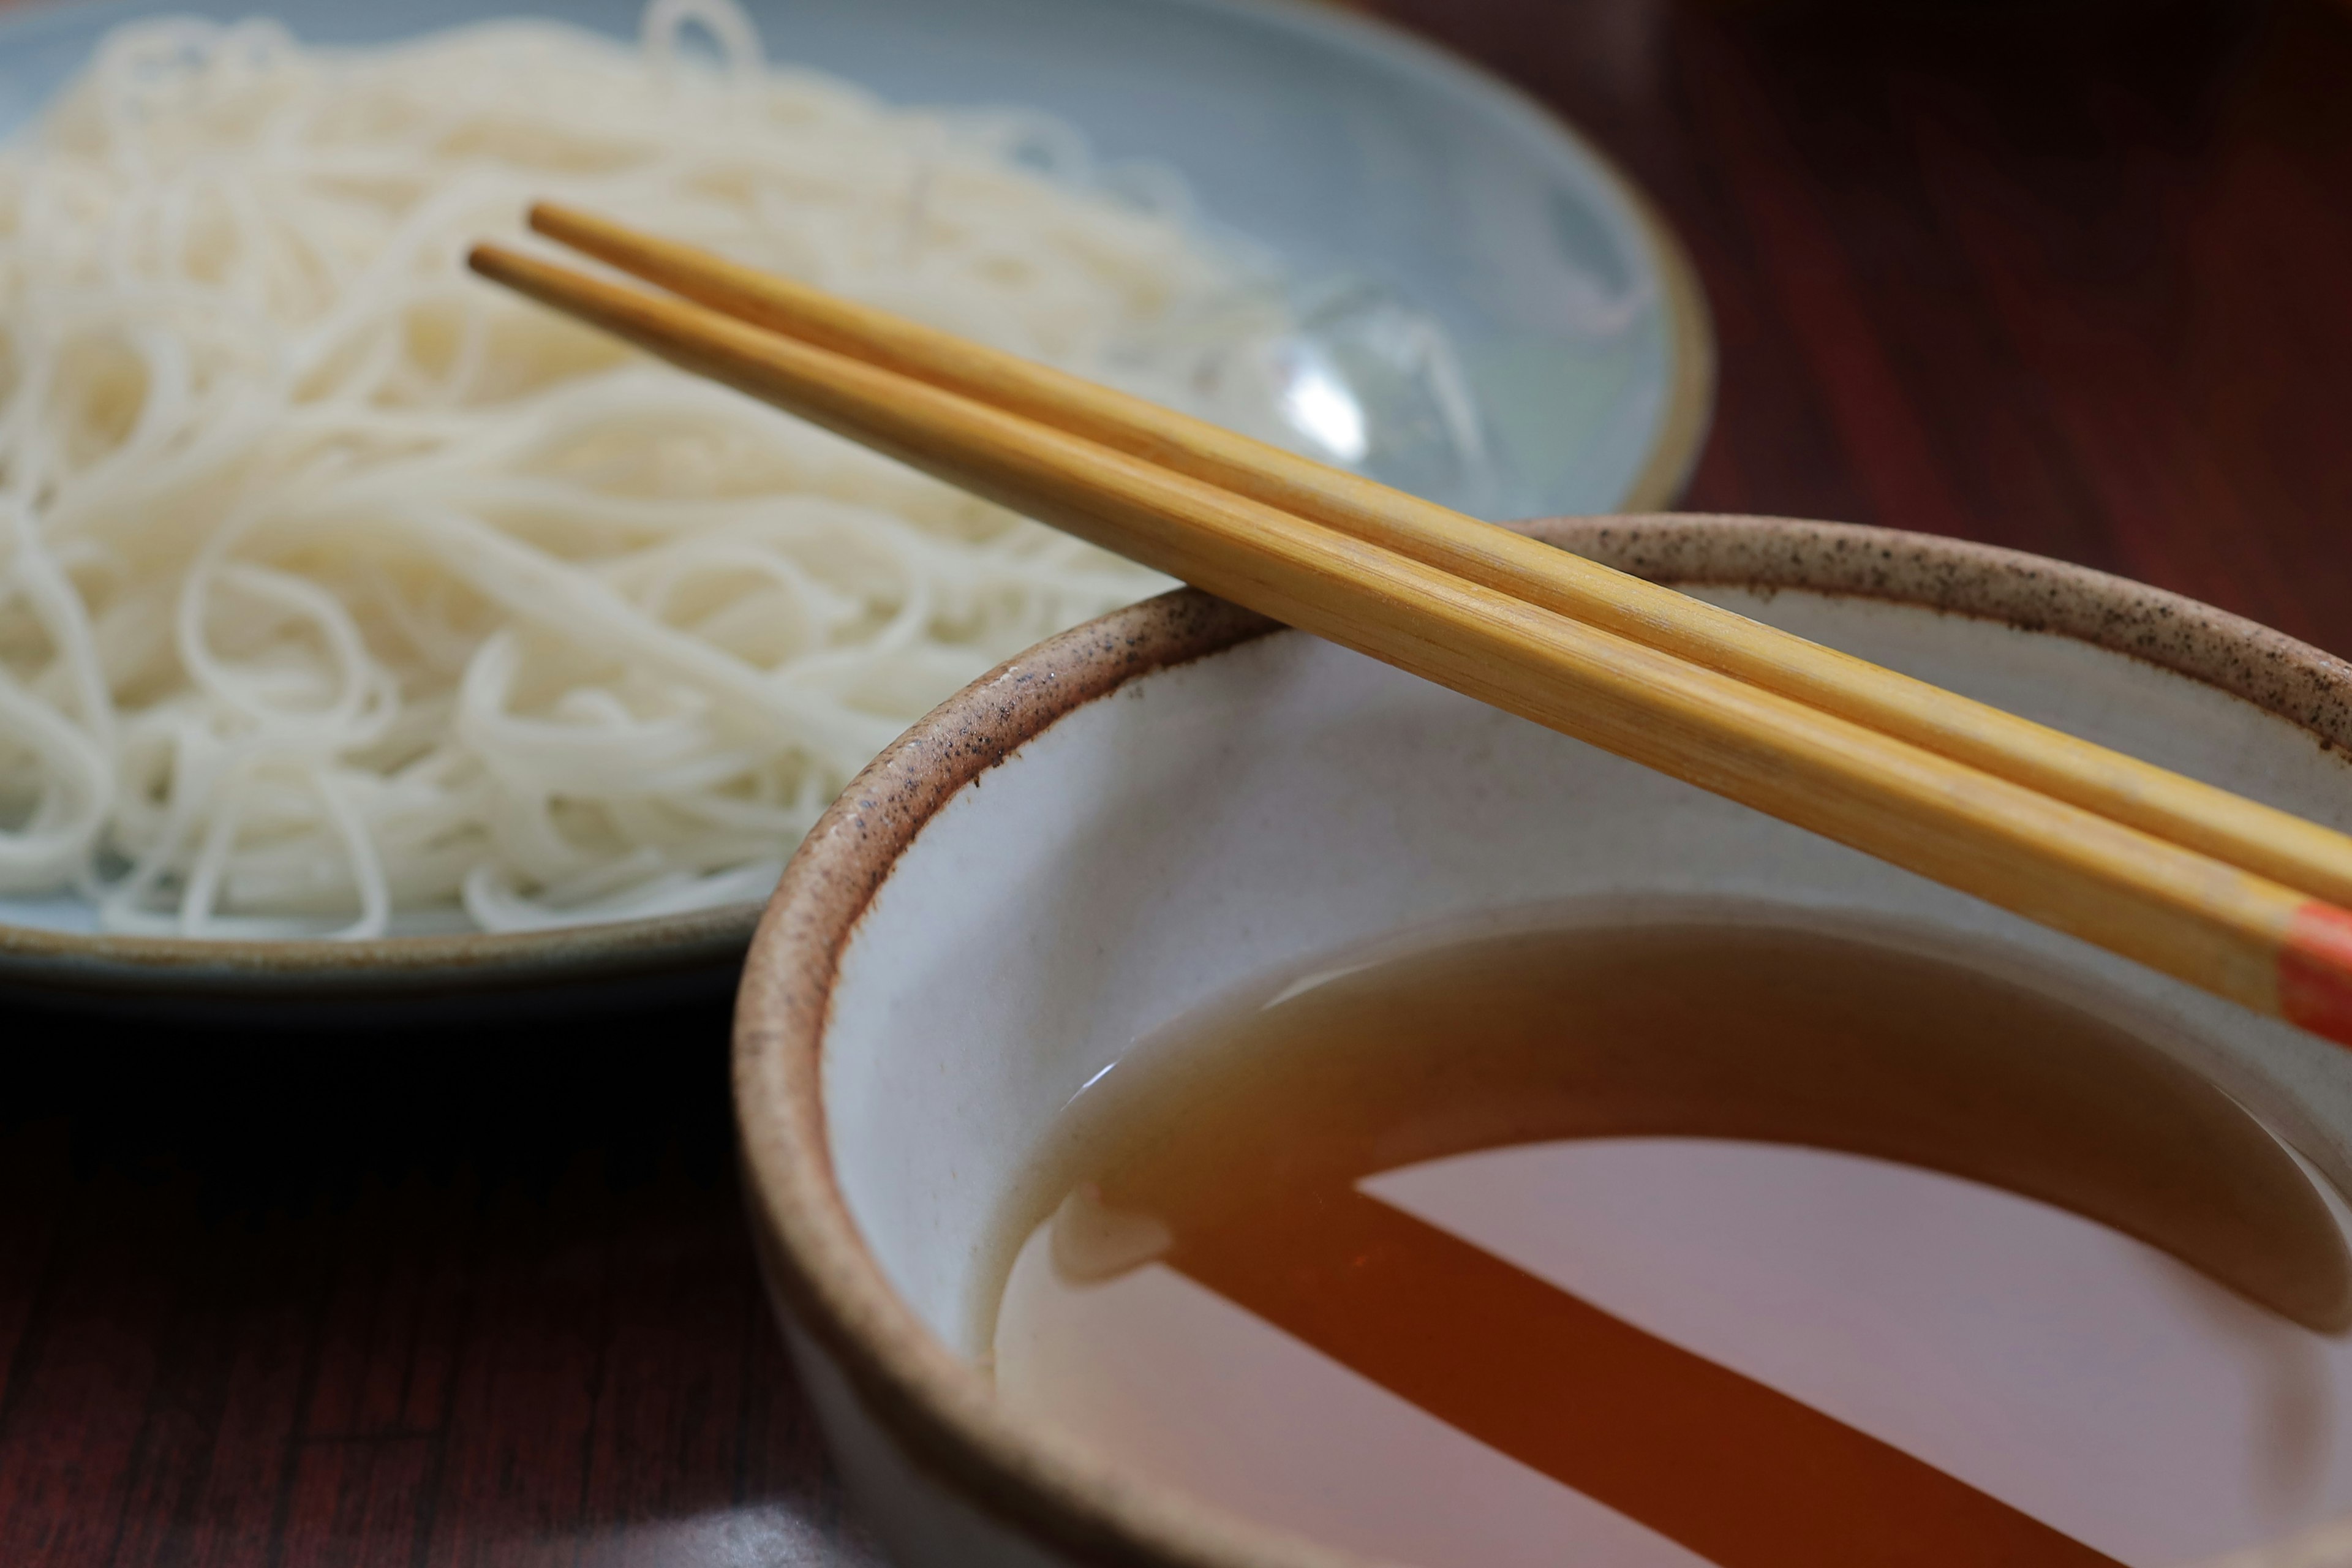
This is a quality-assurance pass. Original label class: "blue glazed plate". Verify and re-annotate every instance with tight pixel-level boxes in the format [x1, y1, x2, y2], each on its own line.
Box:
[0, 0, 1711, 1014]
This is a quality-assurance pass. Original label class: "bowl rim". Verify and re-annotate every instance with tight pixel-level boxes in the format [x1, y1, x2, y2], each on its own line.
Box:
[733, 511, 2352, 1568]
[0, 0, 1712, 1004]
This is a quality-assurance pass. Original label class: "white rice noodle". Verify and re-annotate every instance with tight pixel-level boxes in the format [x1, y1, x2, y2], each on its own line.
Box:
[0, 0, 1298, 935]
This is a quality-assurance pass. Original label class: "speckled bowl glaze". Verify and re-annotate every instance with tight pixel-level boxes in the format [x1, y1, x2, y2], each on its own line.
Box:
[734, 513, 2352, 1568]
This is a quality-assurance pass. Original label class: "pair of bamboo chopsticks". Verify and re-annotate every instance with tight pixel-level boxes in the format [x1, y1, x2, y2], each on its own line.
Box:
[472, 203, 2352, 1048]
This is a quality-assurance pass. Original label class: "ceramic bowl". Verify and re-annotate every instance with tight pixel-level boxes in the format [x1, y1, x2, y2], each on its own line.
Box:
[734, 513, 2352, 1568]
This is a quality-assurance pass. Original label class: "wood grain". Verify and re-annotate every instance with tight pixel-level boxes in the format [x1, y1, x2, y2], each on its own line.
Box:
[8, 0, 2352, 1562]
[521, 200, 2352, 918]
[0, 1000, 887, 1568]
[467, 239, 2350, 1041]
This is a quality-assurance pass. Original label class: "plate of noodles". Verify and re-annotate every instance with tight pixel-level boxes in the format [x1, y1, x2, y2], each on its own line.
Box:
[0, 0, 1710, 1012]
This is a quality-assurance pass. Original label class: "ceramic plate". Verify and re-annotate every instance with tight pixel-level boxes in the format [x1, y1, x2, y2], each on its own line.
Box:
[0, 0, 1711, 1016]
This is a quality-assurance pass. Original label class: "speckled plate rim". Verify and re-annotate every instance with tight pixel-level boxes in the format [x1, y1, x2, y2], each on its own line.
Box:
[733, 513, 2352, 1568]
[0, 0, 1712, 1008]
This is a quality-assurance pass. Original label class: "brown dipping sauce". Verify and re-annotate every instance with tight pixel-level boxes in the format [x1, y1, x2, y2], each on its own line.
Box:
[986, 919, 2352, 1568]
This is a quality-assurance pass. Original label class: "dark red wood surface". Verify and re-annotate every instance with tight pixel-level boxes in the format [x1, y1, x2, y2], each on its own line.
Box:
[7, 1, 2352, 1563]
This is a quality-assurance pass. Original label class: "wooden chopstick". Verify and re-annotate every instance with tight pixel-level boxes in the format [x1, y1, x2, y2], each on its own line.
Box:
[524, 201, 2352, 919]
[466, 239, 2352, 1048]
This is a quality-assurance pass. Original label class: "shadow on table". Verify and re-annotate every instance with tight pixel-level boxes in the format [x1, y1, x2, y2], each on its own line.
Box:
[0, 997, 888, 1568]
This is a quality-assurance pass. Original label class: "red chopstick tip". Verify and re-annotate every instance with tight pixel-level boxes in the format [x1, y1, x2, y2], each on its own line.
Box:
[2280, 902, 2352, 1046]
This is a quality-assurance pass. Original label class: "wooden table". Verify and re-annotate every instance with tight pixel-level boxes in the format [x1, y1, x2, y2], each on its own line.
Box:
[8, 0, 2351, 1561]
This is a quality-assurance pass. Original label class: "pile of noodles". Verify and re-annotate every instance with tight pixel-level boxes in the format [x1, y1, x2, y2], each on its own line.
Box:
[0, 0, 1302, 935]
